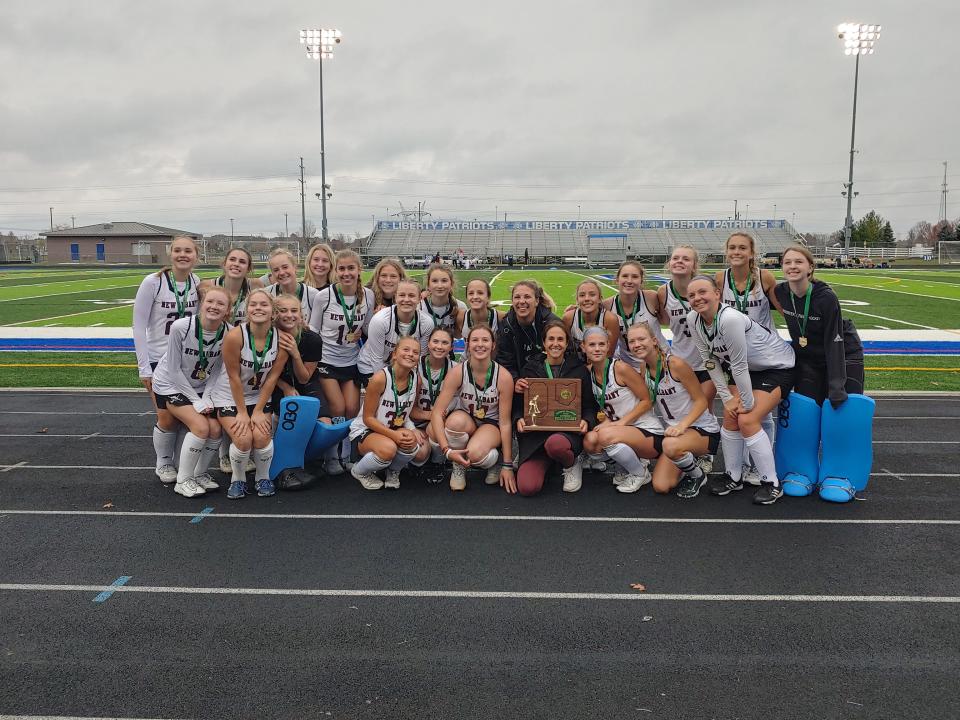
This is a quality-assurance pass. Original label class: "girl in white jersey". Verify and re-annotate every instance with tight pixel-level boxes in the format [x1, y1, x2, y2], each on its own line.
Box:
[410, 327, 457, 471]
[151, 286, 231, 498]
[628, 322, 720, 500]
[602, 260, 668, 370]
[687, 275, 795, 505]
[563, 279, 619, 359]
[197, 247, 263, 325]
[358, 279, 434, 377]
[303, 242, 336, 291]
[430, 325, 516, 493]
[265, 248, 320, 328]
[310, 249, 376, 474]
[209, 289, 289, 500]
[459, 278, 502, 339]
[133, 235, 201, 484]
[367, 258, 407, 313]
[581, 326, 664, 494]
[421, 263, 465, 337]
[349, 336, 431, 490]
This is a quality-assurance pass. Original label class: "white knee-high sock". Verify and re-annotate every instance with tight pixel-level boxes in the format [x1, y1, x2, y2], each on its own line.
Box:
[761, 413, 775, 444]
[219, 439, 230, 462]
[720, 428, 745, 481]
[474, 449, 499, 469]
[388, 447, 417, 471]
[176, 432, 206, 483]
[153, 425, 177, 469]
[354, 452, 390, 476]
[603, 442, 646, 476]
[671, 451, 704, 481]
[253, 440, 274, 481]
[197, 437, 221, 475]
[743, 430, 779, 487]
[229, 444, 251, 484]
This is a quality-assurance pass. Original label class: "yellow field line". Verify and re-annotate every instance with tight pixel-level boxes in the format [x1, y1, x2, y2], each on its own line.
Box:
[0, 363, 136, 368]
[865, 367, 960, 372]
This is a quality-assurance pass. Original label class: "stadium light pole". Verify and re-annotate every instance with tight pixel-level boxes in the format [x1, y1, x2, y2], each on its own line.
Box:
[837, 22, 881, 257]
[300, 27, 342, 242]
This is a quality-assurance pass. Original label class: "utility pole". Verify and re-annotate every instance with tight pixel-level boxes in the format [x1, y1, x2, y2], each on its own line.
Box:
[230, 218, 234, 241]
[285, 213, 289, 238]
[71, 216, 75, 228]
[733, 200, 739, 221]
[49, 207, 53, 229]
[299, 157, 307, 243]
[939, 161, 949, 223]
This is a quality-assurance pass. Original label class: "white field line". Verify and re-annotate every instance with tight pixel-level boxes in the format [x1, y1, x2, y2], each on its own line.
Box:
[488, 270, 504, 288]
[5, 305, 129, 327]
[841, 308, 940, 331]
[829, 281, 960, 303]
[0, 282, 140, 304]
[0, 273, 145, 290]
[0, 716, 185, 720]
[563, 269, 619, 294]
[1, 582, 958, 604]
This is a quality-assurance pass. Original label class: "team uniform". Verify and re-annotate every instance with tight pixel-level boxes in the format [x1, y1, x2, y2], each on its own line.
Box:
[687, 305, 795, 411]
[610, 294, 669, 370]
[570, 307, 609, 356]
[455, 360, 504, 426]
[649, 353, 721, 455]
[310, 285, 376, 381]
[207, 324, 280, 414]
[720, 269, 775, 331]
[415, 355, 456, 428]
[151, 316, 229, 410]
[591, 359, 663, 435]
[349, 367, 417, 443]
[421, 298, 466, 337]
[133, 270, 201, 378]
[265, 282, 320, 329]
[459, 308, 499, 337]
[357, 306, 434, 376]
[662, 282, 706, 374]
[214, 277, 251, 323]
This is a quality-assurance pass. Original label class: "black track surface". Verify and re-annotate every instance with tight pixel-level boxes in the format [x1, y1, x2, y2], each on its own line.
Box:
[0, 391, 958, 719]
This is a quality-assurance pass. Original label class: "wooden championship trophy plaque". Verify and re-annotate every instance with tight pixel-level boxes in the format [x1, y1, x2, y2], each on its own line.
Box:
[524, 379, 581, 432]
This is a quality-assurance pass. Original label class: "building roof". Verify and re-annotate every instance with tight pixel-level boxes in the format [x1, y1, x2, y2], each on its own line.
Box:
[42, 222, 200, 238]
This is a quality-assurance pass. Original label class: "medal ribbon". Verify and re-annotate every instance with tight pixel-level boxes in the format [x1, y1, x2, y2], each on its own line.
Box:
[591, 358, 610, 411]
[645, 354, 663, 401]
[790, 283, 813, 342]
[421, 357, 447, 402]
[389, 365, 409, 423]
[166, 271, 191, 319]
[468, 308, 495, 329]
[728, 270, 753, 314]
[669, 281, 689, 311]
[334, 285, 357, 331]
[614, 296, 638, 334]
[467, 360, 495, 409]
[247, 325, 273, 376]
[195, 317, 225, 372]
[394, 307, 418, 338]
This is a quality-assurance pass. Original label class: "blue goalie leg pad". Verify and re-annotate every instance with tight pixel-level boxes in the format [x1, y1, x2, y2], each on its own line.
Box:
[269, 396, 320, 480]
[305, 418, 353, 463]
[818, 394, 875, 503]
[774, 392, 821, 497]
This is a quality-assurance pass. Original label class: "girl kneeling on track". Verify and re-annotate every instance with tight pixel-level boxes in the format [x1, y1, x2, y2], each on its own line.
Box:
[563, 278, 619, 360]
[273, 293, 330, 415]
[430, 325, 516, 492]
[303, 243, 336, 291]
[150, 286, 231, 498]
[687, 275, 795, 505]
[367, 257, 407, 313]
[133, 234, 201, 484]
[460, 278, 502, 339]
[409, 327, 457, 477]
[602, 260, 668, 370]
[358, 279, 434, 378]
[581, 326, 664, 494]
[628, 321, 720, 500]
[514, 320, 600, 496]
[775, 245, 865, 408]
[207, 289, 289, 499]
[349, 336, 431, 490]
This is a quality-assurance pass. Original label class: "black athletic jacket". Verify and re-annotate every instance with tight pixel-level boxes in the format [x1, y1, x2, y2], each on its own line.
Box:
[774, 280, 863, 407]
[494, 305, 561, 380]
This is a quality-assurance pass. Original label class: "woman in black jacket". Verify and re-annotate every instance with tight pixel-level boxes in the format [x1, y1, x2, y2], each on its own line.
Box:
[495, 280, 561, 380]
[774, 245, 864, 408]
[513, 320, 600, 495]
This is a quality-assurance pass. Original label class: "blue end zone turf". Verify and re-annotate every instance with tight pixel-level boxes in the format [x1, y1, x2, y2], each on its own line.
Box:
[304, 418, 352, 463]
[775, 392, 821, 497]
[818, 394, 875, 503]
[269, 396, 320, 480]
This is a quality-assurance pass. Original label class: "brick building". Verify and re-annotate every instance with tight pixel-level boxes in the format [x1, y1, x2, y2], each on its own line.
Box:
[42, 222, 202, 264]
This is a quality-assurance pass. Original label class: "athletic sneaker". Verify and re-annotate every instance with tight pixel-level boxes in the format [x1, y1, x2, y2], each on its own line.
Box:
[351, 464, 384, 490]
[174, 478, 205, 498]
[155, 464, 177, 484]
[227, 480, 246, 499]
[255, 478, 276, 497]
[616, 464, 652, 494]
[325, 458, 345, 476]
[695, 455, 714, 475]
[742, 464, 762, 487]
[676, 473, 707, 499]
[753, 482, 783, 505]
[586, 455, 608, 472]
[709, 473, 744, 496]
[562, 457, 583, 493]
[612, 467, 628, 486]
[450, 464, 467, 491]
[194, 473, 219, 491]
[384, 469, 401, 489]
[485, 465, 501, 485]
[219, 456, 232, 474]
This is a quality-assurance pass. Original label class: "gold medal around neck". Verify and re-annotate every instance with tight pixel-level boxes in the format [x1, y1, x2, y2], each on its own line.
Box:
[347, 329, 362, 343]
[475, 407, 486, 419]
[596, 411, 607, 422]
[704, 359, 716, 371]
[196, 369, 208, 381]
[799, 336, 808, 348]
[393, 416, 405, 427]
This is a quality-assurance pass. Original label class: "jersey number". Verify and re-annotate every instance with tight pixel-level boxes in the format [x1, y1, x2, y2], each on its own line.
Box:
[659, 399, 675, 420]
[247, 372, 264, 390]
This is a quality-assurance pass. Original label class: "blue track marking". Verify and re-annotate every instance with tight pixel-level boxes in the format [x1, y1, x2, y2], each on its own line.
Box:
[92, 575, 131, 603]
[190, 507, 214, 524]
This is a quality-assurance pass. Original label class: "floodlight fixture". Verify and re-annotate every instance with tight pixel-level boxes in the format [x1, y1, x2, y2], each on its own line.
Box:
[837, 22, 881, 56]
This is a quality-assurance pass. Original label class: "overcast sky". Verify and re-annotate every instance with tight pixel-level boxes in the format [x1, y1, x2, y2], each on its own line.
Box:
[1, 0, 956, 239]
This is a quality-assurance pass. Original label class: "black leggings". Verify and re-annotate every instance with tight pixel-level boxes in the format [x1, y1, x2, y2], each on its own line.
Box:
[793, 359, 865, 406]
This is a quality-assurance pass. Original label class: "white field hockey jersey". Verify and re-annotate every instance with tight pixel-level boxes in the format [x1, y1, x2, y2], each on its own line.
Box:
[214, 277, 252, 324]
[349, 367, 417, 439]
[415, 356, 456, 424]
[265, 282, 320, 329]
[662, 282, 703, 370]
[720, 268, 774, 332]
[459, 307, 500, 338]
[455, 360, 502, 422]
[311, 286, 376, 367]
[590, 359, 663, 434]
[570, 307, 609, 350]
[207, 324, 280, 407]
[649, 354, 719, 432]
[151, 316, 229, 404]
[133, 270, 200, 377]
[610, 293, 668, 370]
[420, 297, 466, 336]
[357, 306, 434, 376]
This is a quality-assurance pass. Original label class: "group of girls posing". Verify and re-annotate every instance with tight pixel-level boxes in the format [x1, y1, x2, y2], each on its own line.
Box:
[135, 233, 862, 505]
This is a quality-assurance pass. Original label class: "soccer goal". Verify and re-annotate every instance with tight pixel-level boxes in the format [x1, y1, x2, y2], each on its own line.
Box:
[937, 241, 960, 264]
